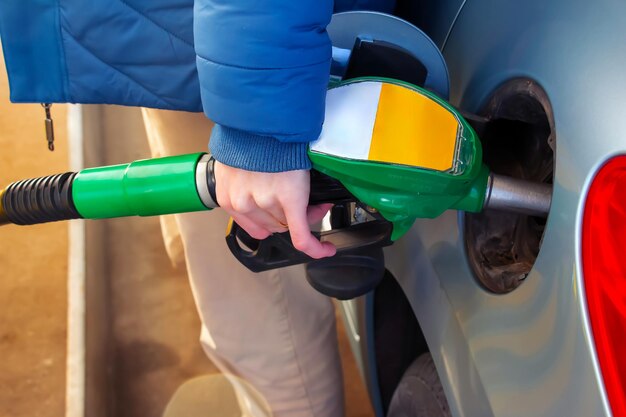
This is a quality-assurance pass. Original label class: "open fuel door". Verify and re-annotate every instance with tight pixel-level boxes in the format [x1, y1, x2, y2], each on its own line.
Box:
[328, 11, 450, 98]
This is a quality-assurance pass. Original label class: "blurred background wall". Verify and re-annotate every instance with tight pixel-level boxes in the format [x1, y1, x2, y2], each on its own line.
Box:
[0, 51, 69, 417]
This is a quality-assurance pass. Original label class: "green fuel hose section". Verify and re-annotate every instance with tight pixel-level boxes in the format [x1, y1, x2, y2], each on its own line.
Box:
[72, 153, 208, 219]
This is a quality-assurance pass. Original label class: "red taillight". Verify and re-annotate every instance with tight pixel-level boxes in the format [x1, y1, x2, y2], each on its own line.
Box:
[583, 155, 626, 416]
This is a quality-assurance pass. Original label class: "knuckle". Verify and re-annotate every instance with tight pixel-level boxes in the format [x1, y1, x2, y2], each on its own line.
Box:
[291, 235, 310, 252]
[231, 195, 254, 214]
[254, 194, 277, 210]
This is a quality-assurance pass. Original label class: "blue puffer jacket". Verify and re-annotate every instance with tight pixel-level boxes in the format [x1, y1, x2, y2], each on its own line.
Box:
[0, 0, 395, 171]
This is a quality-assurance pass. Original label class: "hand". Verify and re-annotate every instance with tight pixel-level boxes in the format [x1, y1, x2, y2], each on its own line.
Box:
[213, 161, 336, 259]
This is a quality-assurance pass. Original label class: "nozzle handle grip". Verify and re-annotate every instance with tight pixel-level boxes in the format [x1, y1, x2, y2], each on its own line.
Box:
[226, 218, 393, 273]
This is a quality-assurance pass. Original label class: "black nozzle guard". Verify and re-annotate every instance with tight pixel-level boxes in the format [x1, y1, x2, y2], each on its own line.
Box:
[226, 218, 392, 299]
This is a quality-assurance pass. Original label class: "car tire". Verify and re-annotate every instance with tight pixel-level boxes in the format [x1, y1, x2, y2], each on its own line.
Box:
[386, 353, 451, 417]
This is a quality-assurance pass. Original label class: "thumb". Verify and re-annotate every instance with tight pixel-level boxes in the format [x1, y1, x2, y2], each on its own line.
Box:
[307, 203, 334, 225]
[284, 202, 336, 259]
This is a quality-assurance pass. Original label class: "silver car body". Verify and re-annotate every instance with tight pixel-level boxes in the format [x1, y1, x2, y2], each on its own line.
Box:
[342, 0, 626, 415]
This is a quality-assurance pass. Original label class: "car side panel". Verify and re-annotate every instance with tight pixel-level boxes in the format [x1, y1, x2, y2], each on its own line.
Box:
[386, 0, 626, 415]
[394, 0, 467, 48]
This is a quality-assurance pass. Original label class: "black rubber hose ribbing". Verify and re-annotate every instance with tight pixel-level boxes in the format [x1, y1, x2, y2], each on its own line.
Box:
[2, 172, 82, 225]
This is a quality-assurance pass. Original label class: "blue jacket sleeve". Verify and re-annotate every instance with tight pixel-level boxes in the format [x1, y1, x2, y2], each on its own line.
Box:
[194, 0, 334, 172]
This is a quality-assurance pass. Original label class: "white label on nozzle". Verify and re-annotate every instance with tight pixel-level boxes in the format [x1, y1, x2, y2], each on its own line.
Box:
[311, 81, 381, 160]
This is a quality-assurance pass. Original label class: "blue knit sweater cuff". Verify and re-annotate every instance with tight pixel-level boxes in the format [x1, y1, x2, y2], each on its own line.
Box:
[209, 125, 312, 172]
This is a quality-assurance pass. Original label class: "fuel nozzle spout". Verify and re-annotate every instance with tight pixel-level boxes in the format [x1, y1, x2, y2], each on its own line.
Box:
[483, 173, 552, 218]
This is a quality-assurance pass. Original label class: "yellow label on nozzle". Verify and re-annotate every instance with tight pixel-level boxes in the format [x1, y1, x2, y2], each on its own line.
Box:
[368, 83, 458, 171]
[311, 80, 460, 172]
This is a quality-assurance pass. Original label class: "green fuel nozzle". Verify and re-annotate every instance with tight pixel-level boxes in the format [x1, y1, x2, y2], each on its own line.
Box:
[0, 78, 552, 273]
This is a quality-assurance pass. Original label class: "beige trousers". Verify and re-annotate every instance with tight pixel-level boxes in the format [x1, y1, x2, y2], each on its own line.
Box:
[141, 108, 344, 417]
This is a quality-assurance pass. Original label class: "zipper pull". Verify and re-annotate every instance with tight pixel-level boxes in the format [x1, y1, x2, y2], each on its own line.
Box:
[41, 103, 55, 151]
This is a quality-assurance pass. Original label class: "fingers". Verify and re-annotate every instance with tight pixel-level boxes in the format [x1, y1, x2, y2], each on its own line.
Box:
[230, 213, 271, 240]
[307, 203, 333, 225]
[226, 197, 287, 236]
[253, 194, 289, 229]
[215, 164, 286, 235]
[283, 201, 336, 259]
[213, 161, 336, 259]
